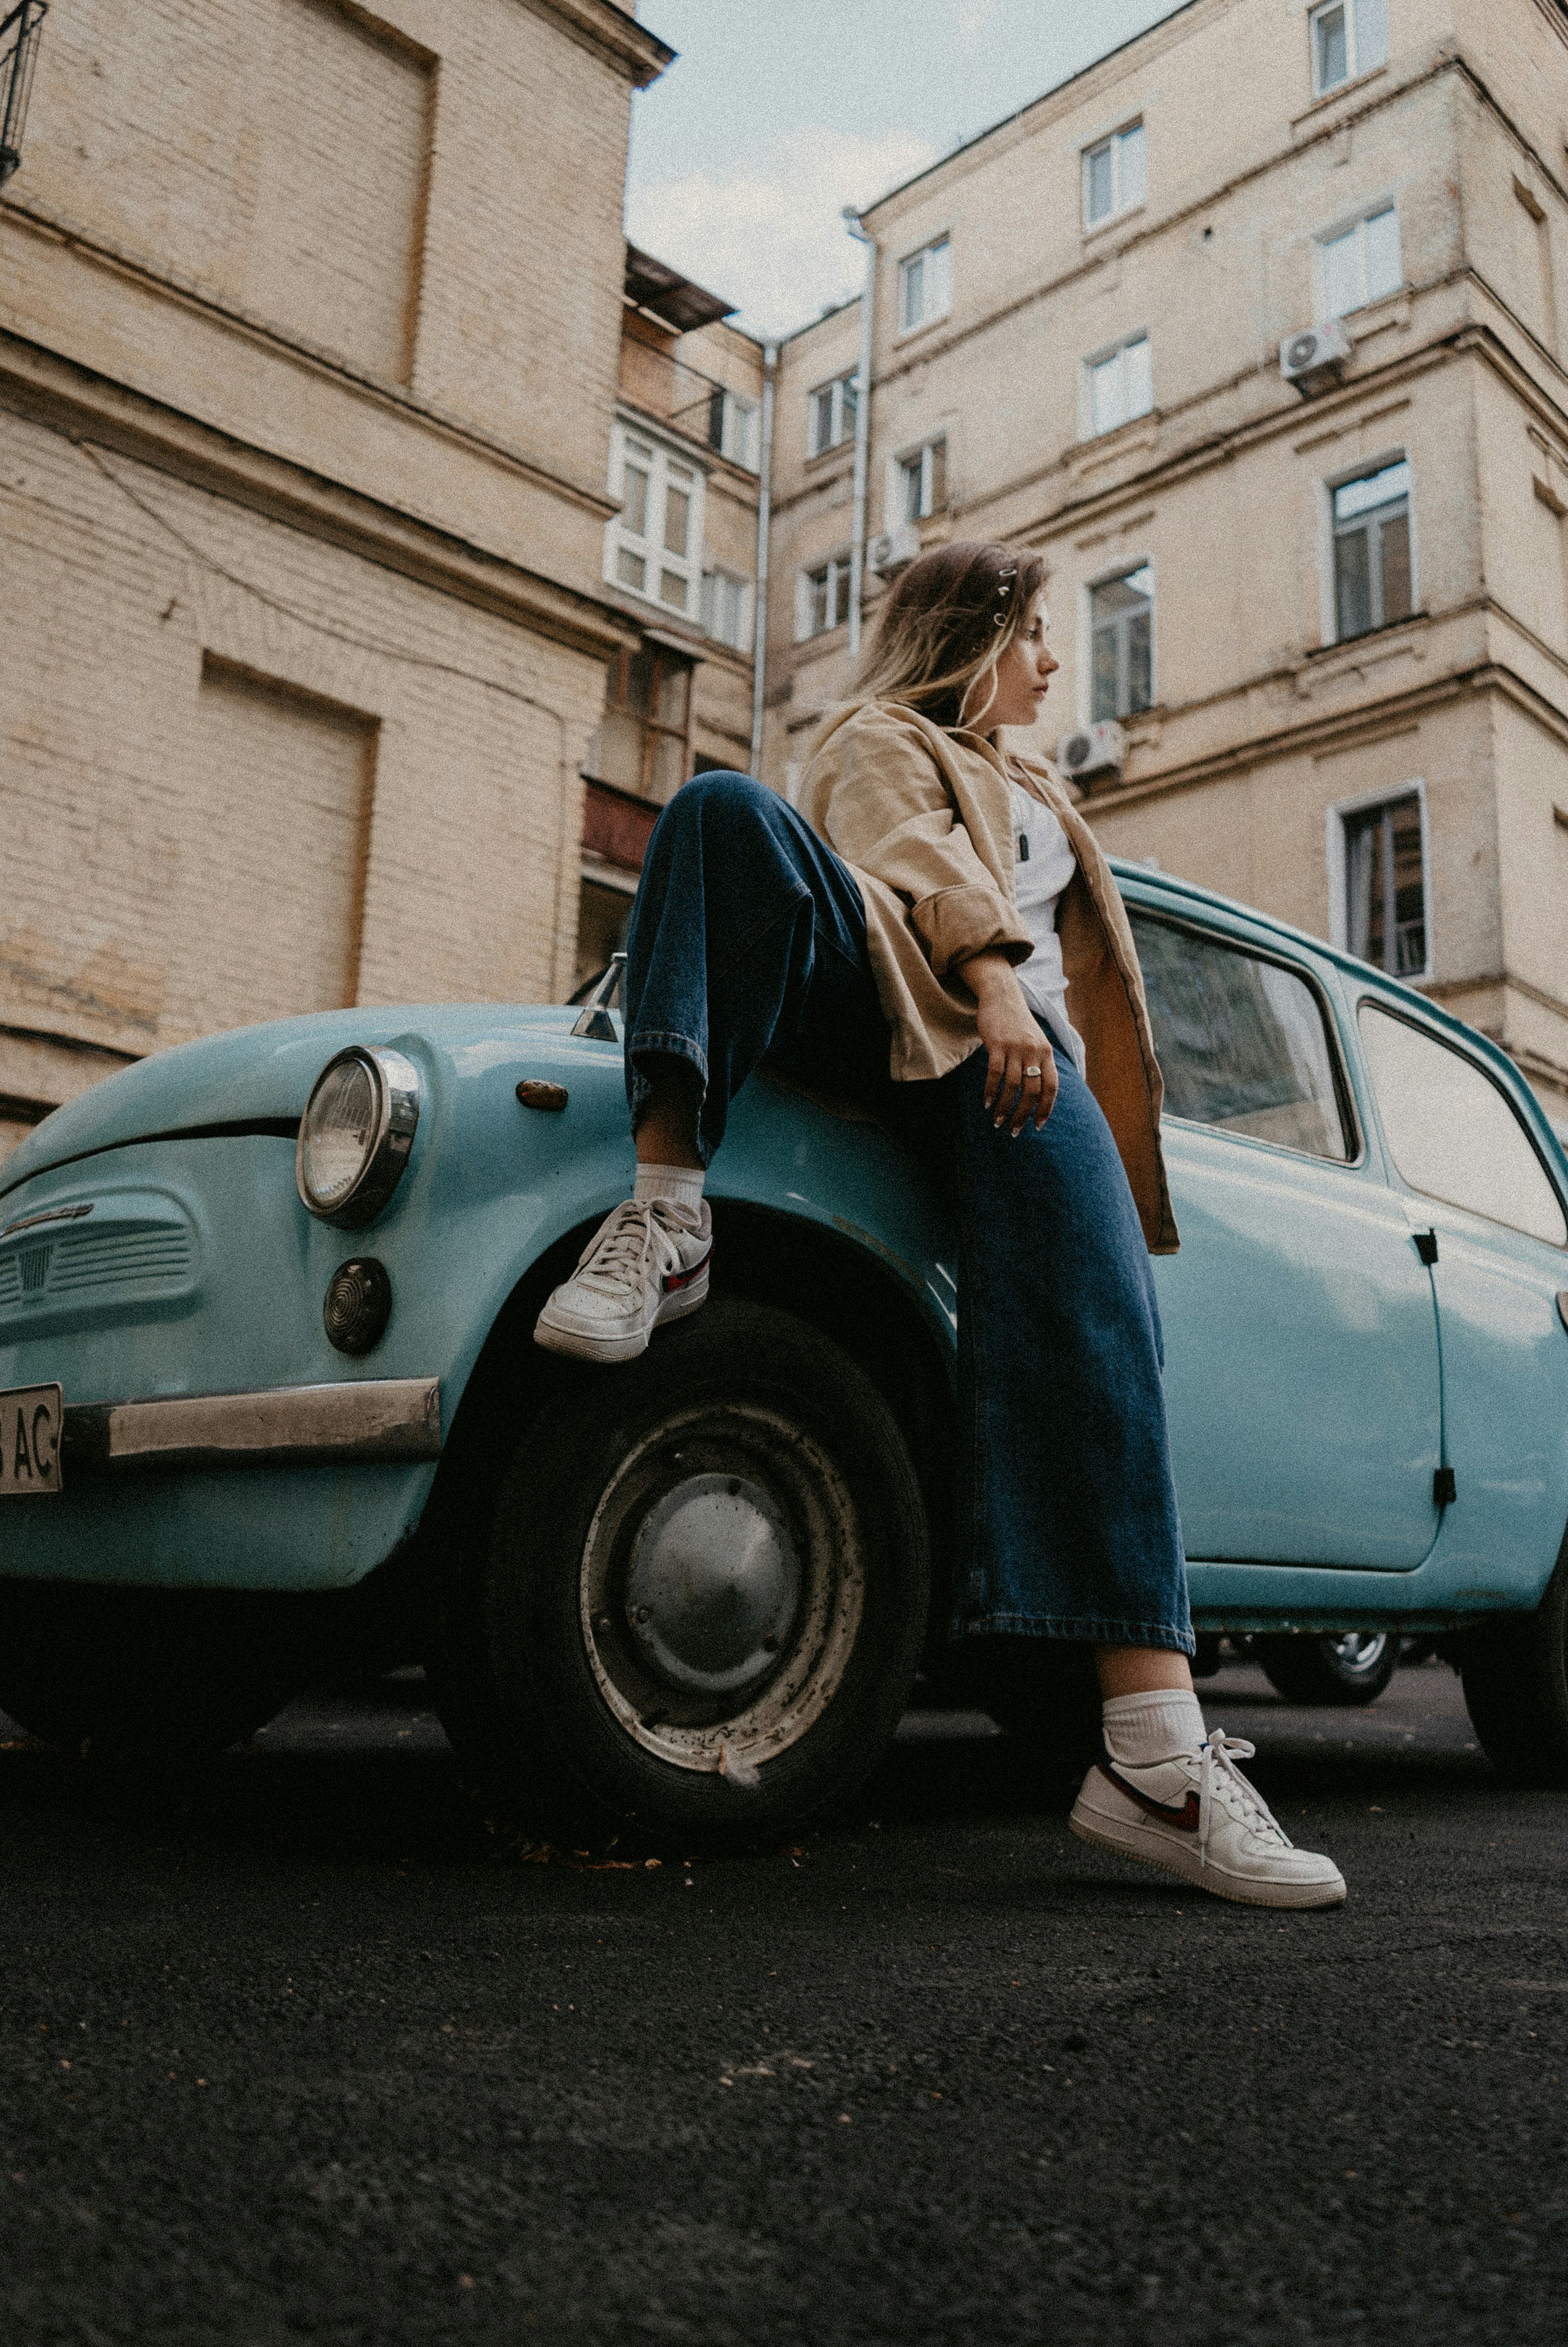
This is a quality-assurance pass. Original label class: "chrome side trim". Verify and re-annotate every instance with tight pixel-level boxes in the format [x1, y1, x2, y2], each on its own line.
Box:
[62, 1378, 442, 1474]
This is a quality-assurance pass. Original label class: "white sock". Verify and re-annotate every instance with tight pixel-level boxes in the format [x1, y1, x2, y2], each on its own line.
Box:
[634, 1161, 706, 1211]
[1101, 1688, 1206, 1767]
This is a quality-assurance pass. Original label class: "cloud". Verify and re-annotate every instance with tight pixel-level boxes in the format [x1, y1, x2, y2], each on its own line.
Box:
[625, 125, 940, 339]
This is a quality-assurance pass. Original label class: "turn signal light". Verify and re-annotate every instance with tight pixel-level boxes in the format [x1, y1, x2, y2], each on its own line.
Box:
[323, 1257, 392, 1356]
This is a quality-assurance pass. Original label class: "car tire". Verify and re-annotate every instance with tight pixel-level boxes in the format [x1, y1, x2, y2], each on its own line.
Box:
[0, 1582, 299, 1757]
[1256, 1630, 1401, 1707]
[1457, 1541, 1568, 1788]
[433, 1297, 930, 1852]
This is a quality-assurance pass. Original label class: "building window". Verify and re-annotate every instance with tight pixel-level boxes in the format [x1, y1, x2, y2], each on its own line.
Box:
[1083, 121, 1146, 229]
[1332, 457, 1413, 639]
[587, 644, 692, 803]
[897, 437, 948, 523]
[701, 568, 752, 651]
[1319, 205, 1402, 316]
[1343, 795, 1427, 978]
[800, 556, 853, 639]
[1310, 0, 1388, 96]
[1086, 332, 1152, 436]
[606, 426, 703, 616]
[809, 369, 859, 455]
[1090, 564, 1154, 720]
[898, 237, 952, 334]
[706, 388, 760, 472]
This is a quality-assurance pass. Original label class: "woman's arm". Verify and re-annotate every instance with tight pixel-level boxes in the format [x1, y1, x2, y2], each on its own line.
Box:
[958, 949, 1058, 1134]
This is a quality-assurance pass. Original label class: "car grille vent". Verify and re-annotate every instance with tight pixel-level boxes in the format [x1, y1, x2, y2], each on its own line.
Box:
[47, 1229, 191, 1293]
[0, 1221, 192, 1309]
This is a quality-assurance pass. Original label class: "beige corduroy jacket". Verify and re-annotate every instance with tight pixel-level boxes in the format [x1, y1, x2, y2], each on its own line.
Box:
[798, 697, 1179, 1256]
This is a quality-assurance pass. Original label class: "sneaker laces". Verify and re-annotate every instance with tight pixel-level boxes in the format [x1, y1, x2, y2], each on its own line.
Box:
[1197, 1728, 1293, 1868]
[573, 1196, 702, 1298]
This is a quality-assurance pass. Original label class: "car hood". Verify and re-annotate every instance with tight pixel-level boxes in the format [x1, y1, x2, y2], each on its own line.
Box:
[1, 1003, 583, 1196]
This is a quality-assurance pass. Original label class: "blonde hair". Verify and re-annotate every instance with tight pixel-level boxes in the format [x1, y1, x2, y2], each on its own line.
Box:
[855, 541, 1047, 732]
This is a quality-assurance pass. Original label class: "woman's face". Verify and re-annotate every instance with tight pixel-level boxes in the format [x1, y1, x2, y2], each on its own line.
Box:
[964, 592, 1059, 731]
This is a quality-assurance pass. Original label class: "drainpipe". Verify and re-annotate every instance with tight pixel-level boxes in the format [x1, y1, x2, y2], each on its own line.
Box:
[749, 337, 777, 776]
[843, 209, 878, 660]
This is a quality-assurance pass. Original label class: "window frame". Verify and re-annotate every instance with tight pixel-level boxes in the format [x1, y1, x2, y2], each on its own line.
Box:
[808, 369, 860, 458]
[590, 642, 696, 803]
[1127, 904, 1364, 1167]
[1353, 995, 1568, 1247]
[604, 420, 707, 620]
[700, 565, 753, 652]
[1083, 556, 1156, 724]
[896, 235, 953, 339]
[707, 388, 761, 473]
[797, 553, 853, 641]
[1326, 779, 1433, 986]
[1082, 329, 1154, 438]
[1309, 0, 1389, 99]
[1324, 451, 1416, 644]
[893, 434, 948, 525]
[1081, 119, 1147, 233]
[1314, 201, 1403, 319]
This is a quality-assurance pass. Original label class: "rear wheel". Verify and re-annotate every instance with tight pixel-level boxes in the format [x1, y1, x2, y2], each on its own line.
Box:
[1457, 1542, 1568, 1788]
[432, 1298, 929, 1850]
[1256, 1630, 1400, 1707]
[0, 1582, 299, 1757]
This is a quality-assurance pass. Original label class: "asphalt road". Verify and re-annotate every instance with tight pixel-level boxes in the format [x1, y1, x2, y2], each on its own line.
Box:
[2, 1656, 1565, 2346]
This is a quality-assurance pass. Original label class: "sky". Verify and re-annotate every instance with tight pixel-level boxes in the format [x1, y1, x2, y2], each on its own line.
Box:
[625, 1, 1190, 338]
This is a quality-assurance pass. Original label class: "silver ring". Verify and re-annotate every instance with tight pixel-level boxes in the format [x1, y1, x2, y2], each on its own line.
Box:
[1022, 1064, 1043, 1079]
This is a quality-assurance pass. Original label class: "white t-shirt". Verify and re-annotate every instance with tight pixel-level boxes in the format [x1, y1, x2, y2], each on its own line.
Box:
[1010, 780, 1086, 1075]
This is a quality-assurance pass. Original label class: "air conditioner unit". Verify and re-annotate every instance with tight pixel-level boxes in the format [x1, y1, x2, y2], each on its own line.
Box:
[867, 521, 924, 576]
[1280, 319, 1352, 392]
[1055, 720, 1127, 783]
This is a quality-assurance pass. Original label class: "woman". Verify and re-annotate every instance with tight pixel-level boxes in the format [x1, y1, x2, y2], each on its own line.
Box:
[537, 542, 1345, 1911]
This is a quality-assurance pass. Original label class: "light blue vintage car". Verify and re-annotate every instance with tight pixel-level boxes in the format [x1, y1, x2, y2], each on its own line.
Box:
[1, 860, 1566, 1844]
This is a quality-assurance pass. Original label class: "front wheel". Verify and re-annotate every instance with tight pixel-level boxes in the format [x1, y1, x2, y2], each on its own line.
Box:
[1457, 1542, 1568, 1788]
[1256, 1630, 1400, 1707]
[433, 1298, 930, 1850]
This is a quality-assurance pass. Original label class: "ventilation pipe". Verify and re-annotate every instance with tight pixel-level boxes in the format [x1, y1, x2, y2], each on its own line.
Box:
[749, 337, 777, 776]
[842, 209, 878, 659]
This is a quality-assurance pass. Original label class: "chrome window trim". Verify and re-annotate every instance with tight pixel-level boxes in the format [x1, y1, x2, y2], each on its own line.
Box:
[295, 1046, 421, 1228]
[1352, 993, 1568, 1249]
[1125, 905, 1365, 1167]
[62, 1377, 441, 1474]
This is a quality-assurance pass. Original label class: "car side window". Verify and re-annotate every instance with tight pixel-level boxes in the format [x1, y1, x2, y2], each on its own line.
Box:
[1128, 912, 1351, 1160]
[1357, 1003, 1567, 1246]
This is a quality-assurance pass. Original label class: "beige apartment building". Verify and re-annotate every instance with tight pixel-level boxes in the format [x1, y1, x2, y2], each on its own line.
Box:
[0, 0, 768, 1154]
[764, 0, 1568, 1140]
[577, 243, 765, 986]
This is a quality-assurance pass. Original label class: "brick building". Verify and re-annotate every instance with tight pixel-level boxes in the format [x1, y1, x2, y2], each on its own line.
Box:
[0, 0, 709, 1154]
[762, 0, 1568, 1141]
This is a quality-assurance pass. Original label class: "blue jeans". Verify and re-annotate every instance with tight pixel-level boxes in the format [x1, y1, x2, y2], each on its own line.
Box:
[623, 772, 1193, 1656]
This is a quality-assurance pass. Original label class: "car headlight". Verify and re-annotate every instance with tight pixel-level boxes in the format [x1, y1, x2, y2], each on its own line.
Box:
[295, 1046, 421, 1228]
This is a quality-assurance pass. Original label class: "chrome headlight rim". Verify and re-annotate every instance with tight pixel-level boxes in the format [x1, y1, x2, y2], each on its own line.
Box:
[295, 1045, 421, 1229]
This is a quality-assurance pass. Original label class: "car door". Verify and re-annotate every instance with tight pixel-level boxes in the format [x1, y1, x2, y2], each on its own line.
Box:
[1129, 905, 1443, 1567]
[1355, 998, 1568, 1602]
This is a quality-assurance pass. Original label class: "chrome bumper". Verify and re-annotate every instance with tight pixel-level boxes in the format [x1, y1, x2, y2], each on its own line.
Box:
[61, 1378, 442, 1474]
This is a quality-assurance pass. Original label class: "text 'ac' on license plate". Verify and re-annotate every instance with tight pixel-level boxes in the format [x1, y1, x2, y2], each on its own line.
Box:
[0, 1383, 63, 1497]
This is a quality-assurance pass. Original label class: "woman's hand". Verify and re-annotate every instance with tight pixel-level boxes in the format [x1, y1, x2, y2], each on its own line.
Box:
[958, 951, 1058, 1135]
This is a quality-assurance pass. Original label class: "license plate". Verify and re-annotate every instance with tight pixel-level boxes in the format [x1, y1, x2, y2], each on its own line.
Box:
[0, 1384, 63, 1497]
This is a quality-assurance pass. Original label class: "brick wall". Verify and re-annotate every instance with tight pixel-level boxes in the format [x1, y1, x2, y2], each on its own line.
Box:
[0, 403, 606, 1072]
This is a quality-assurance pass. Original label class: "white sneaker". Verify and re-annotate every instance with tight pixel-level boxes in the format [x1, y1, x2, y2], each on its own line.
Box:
[534, 1196, 712, 1363]
[1069, 1728, 1347, 1910]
